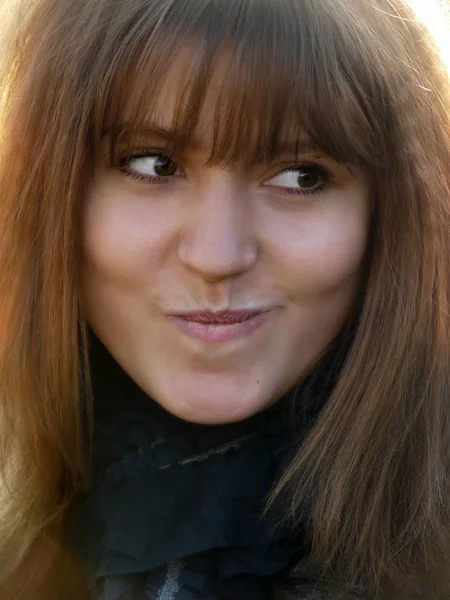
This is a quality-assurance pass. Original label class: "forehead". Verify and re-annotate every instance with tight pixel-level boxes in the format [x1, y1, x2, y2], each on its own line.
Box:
[151, 47, 235, 147]
[100, 3, 387, 171]
[107, 44, 318, 167]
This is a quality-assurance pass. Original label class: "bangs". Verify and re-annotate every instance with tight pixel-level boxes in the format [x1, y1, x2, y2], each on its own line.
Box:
[93, 0, 395, 170]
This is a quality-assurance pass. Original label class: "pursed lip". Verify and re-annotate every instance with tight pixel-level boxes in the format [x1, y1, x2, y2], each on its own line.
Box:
[166, 309, 273, 342]
[171, 309, 268, 324]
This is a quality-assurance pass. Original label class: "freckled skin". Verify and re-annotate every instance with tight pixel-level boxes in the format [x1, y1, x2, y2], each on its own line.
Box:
[81, 53, 371, 425]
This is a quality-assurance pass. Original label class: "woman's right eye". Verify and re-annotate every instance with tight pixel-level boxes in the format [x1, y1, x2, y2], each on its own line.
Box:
[119, 152, 183, 183]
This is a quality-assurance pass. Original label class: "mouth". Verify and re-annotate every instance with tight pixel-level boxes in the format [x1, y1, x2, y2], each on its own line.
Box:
[166, 309, 272, 343]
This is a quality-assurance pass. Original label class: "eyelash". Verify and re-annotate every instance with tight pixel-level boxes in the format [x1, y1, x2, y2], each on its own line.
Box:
[117, 151, 177, 185]
[266, 165, 331, 197]
[117, 151, 333, 197]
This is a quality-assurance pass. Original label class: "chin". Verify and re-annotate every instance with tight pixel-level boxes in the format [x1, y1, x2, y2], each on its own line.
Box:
[154, 382, 273, 425]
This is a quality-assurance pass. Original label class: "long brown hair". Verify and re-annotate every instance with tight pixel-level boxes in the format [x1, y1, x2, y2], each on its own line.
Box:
[0, 0, 450, 598]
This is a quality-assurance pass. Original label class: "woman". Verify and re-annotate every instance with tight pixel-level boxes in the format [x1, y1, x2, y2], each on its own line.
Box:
[0, 0, 449, 598]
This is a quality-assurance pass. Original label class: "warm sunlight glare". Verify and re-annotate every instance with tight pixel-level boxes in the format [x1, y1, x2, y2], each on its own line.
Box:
[409, 0, 450, 74]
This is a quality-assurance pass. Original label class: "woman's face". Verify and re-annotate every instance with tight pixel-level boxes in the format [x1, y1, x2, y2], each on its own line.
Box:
[81, 55, 371, 424]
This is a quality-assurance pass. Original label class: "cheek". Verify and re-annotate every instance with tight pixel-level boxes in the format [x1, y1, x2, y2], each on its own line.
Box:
[264, 194, 369, 296]
[81, 182, 179, 286]
[304, 221, 366, 289]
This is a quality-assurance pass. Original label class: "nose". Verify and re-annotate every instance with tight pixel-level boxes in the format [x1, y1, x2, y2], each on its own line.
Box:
[177, 173, 258, 281]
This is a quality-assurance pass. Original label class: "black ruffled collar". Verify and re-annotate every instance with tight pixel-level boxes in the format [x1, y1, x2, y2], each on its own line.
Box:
[69, 334, 345, 600]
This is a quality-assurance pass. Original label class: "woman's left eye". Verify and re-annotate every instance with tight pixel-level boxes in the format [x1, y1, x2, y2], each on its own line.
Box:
[263, 164, 330, 196]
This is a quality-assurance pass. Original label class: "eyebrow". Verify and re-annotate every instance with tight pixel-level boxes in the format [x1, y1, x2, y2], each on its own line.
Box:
[102, 121, 325, 158]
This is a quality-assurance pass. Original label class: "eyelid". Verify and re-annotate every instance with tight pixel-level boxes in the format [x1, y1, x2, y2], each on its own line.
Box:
[259, 162, 335, 199]
[265, 153, 330, 169]
[262, 161, 332, 181]
[115, 148, 186, 187]
[116, 147, 175, 162]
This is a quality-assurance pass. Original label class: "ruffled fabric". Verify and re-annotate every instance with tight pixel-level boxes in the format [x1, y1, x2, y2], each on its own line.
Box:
[69, 334, 345, 600]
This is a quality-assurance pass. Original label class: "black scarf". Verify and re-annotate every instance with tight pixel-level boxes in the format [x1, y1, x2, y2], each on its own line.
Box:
[69, 334, 347, 600]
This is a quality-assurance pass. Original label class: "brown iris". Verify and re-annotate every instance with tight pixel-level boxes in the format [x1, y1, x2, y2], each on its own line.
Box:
[296, 165, 322, 189]
[153, 155, 178, 177]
